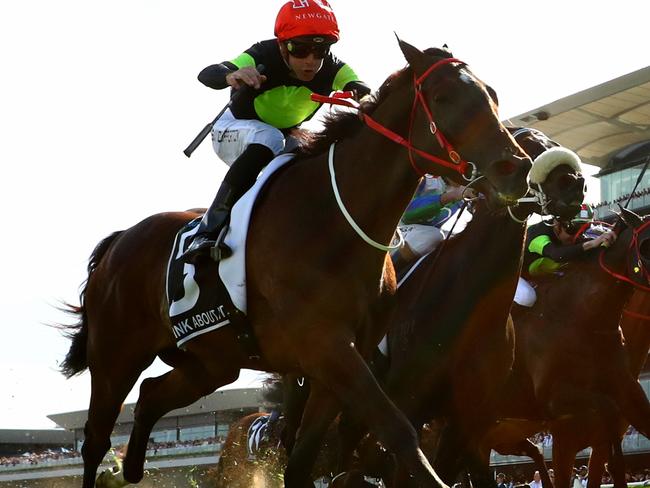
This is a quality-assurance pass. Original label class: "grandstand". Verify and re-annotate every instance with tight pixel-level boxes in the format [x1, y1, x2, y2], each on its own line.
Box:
[0, 388, 263, 487]
[508, 66, 650, 217]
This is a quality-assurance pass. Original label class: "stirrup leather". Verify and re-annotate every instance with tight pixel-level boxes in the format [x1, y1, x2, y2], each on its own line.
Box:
[209, 226, 232, 261]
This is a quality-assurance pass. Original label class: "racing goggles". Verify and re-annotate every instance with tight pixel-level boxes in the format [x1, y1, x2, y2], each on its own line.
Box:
[285, 40, 331, 59]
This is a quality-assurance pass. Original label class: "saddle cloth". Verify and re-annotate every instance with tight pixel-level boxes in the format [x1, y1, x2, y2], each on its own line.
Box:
[166, 153, 295, 347]
[247, 414, 271, 457]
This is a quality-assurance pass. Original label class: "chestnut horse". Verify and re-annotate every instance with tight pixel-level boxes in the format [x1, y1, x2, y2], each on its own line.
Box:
[483, 210, 650, 488]
[213, 411, 342, 488]
[332, 128, 584, 487]
[211, 412, 286, 488]
[60, 40, 531, 488]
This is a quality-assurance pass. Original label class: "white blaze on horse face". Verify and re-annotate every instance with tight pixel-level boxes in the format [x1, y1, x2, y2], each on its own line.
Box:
[460, 67, 498, 115]
[458, 69, 475, 86]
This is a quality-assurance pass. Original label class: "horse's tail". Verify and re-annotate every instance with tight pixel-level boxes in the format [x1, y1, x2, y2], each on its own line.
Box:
[59, 231, 124, 378]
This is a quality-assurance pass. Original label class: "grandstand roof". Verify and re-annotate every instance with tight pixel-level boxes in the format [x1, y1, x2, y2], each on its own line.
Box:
[508, 66, 650, 169]
[47, 387, 264, 430]
[0, 429, 73, 445]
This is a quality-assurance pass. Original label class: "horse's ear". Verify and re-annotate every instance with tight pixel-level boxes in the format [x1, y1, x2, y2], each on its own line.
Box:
[618, 204, 644, 229]
[397, 36, 428, 75]
[486, 84, 499, 106]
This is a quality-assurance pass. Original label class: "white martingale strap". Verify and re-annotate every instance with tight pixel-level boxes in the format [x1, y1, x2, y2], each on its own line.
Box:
[328, 143, 403, 252]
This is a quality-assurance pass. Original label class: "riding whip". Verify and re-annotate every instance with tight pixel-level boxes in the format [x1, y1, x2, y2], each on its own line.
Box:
[624, 155, 650, 208]
[183, 64, 265, 158]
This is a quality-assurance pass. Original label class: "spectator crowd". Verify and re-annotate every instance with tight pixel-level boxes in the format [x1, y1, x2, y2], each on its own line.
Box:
[594, 186, 650, 213]
[0, 436, 225, 468]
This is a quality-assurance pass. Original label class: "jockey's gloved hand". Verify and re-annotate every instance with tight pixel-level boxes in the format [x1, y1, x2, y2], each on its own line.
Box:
[226, 66, 267, 90]
[344, 80, 371, 101]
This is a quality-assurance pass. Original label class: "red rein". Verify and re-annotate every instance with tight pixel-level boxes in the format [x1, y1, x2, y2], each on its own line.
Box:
[311, 58, 470, 178]
[599, 219, 650, 293]
[622, 308, 650, 322]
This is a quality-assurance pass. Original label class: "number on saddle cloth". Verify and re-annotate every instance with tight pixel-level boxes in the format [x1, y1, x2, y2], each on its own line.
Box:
[165, 218, 257, 355]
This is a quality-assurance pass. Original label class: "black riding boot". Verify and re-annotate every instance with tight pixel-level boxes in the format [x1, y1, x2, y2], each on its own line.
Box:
[182, 143, 274, 263]
[182, 181, 238, 262]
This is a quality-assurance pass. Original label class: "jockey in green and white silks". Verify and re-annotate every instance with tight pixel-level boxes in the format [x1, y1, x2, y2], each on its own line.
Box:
[183, 0, 370, 263]
[517, 205, 617, 307]
[392, 175, 474, 269]
[524, 204, 614, 276]
[514, 147, 612, 308]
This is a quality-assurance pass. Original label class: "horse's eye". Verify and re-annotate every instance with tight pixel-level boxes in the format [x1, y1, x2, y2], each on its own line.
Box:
[433, 94, 449, 104]
[639, 238, 650, 261]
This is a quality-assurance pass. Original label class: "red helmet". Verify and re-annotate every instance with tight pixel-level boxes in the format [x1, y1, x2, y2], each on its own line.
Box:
[274, 0, 340, 43]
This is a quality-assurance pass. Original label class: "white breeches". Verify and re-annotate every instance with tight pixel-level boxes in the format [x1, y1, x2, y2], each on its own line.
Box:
[211, 109, 286, 165]
[514, 277, 537, 307]
[399, 224, 445, 257]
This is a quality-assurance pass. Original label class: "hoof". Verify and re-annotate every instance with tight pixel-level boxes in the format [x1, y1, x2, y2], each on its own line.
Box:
[96, 468, 129, 488]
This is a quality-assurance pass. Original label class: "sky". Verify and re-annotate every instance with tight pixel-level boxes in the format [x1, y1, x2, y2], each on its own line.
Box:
[0, 0, 648, 430]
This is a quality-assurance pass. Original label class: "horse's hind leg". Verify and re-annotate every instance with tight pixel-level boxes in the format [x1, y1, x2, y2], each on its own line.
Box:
[81, 347, 154, 488]
[121, 355, 239, 484]
[300, 337, 446, 488]
[82, 376, 138, 488]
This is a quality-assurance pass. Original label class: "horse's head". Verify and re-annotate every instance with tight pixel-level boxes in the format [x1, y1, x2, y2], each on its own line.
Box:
[609, 207, 650, 290]
[512, 128, 586, 219]
[397, 39, 531, 205]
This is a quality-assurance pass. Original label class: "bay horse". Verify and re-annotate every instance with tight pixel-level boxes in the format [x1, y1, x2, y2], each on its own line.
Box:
[332, 128, 584, 487]
[574, 289, 650, 488]
[60, 40, 531, 488]
[484, 209, 650, 488]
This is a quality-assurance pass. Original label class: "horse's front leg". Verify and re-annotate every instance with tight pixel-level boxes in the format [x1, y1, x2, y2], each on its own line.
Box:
[619, 375, 650, 438]
[284, 380, 340, 487]
[336, 410, 370, 475]
[549, 431, 580, 488]
[607, 440, 627, 488]
[281, 373, 311, 455]
[426, 420, 468, 486]
[587, 443, 608, 488]
[299, 333, 447, 488]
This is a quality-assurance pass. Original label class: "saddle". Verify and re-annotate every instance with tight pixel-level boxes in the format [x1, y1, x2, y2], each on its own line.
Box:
[166, 218, 258, 357]
[165, 153, 296, 356]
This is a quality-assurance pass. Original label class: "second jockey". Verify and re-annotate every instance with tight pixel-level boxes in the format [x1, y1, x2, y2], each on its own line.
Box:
[391, 175, 475, 271]
[183, 0, 370, 262]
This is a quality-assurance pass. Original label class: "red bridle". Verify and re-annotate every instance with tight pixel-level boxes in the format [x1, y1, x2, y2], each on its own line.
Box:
[599, 219, 650, 293]
[311, 57, 473, 178]
[622, 308, 650, 322]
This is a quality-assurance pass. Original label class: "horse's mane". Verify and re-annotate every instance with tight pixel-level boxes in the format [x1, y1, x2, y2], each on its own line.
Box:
[297, 47, 454, 158]
[261, 373, 284, 406]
